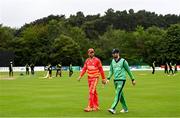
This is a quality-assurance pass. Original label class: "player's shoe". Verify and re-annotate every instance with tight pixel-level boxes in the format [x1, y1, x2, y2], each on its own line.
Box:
[92, 107, 100, 112]
[84, 107, 93, 112]
[120, 109, 128, 113]
[108, 108, 116, 114]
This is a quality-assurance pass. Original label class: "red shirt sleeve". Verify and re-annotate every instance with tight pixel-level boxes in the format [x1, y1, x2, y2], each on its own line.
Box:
[80, 59, 88, 77]
[98, 59, 106, 80]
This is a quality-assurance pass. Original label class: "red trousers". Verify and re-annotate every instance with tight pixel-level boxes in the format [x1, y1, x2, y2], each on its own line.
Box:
[88, 77, 99, 108]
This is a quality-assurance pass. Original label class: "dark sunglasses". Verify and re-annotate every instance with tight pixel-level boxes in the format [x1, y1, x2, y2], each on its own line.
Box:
[89, 51, 94, 54]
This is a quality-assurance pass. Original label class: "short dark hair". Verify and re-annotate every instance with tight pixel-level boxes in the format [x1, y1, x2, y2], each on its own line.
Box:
[112, 48, 120, 54]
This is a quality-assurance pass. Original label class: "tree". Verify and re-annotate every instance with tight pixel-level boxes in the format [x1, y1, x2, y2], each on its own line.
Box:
[1, 9, 180, 66]
[0, 25, 15, 50]
[160, 24, 180, 64]
[51, 35, 81, 65]
[68, 11, 85, 27]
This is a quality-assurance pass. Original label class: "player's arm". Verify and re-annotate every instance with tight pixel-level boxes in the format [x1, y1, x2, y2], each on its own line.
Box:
[107, 62, 113, 81]
[123, 60, 136, 86]
[98, 60, 106, 84]
[77, 60, 87, 81]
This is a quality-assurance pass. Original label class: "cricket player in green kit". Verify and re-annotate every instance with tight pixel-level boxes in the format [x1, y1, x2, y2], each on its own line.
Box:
[107, 49, 136, 114]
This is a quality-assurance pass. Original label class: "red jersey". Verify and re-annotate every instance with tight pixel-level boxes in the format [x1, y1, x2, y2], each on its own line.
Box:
[80, 57, 105, 80]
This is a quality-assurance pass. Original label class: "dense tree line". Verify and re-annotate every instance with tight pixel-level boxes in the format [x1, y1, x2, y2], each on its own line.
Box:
[0, 9, 180, 66]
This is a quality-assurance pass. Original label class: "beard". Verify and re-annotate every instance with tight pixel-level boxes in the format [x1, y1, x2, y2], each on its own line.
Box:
[112, 53, 119, 60]
[113, 55, 118, 59]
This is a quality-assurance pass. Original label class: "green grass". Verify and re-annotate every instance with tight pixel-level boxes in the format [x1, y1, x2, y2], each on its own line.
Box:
[0, 71, 180, 117]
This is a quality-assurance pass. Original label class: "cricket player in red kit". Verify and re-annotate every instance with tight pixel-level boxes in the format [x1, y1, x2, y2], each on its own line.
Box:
[77, 48, 106, 112]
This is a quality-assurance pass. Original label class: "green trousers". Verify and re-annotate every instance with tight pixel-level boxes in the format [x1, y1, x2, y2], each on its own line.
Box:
[111, 80, 128, 110]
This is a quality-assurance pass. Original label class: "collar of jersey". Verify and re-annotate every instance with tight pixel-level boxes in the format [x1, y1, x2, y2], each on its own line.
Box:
[114, 58, 121, 63]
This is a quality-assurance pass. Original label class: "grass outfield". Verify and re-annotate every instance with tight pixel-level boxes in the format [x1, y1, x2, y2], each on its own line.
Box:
[0, 71, 180, 117]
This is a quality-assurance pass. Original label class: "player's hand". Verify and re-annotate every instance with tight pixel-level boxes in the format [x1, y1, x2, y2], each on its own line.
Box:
[106, 80, 110, 84]
[77, 76, 81, 82]
[102, 79, 106, 85]
[132, 80, 136, 86]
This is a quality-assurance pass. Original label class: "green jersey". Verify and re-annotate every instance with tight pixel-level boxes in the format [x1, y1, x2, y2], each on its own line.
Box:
[69, 65, 73, 71]
[107, 58, 135, 81]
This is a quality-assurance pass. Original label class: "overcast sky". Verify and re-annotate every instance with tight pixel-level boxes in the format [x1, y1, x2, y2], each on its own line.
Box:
[0, 0, 180, 28]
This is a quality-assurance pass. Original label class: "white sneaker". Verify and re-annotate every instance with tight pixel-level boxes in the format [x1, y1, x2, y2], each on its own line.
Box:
[108, 108, 116, 114]
[120, 109, 128, 113]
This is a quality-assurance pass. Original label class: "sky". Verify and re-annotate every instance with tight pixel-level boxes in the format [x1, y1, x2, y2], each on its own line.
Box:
[0, 0, 180, 28]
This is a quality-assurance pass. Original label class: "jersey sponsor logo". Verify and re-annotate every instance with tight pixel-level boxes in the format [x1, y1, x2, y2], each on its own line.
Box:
[87, 65, 97, 70]
[113, 63, 123, 68]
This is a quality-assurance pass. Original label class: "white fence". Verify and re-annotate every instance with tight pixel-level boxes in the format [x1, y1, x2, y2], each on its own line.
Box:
[0, 66, 44, 72]
[0, 66, 179, 72]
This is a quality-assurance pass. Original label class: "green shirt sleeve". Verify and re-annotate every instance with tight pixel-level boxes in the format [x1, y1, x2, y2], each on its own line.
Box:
[123, 60, 135, 80]
[107, 62, 113, 80]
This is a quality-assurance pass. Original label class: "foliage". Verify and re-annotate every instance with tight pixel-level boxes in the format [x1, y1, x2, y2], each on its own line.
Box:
[1, 9, 180, 66]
